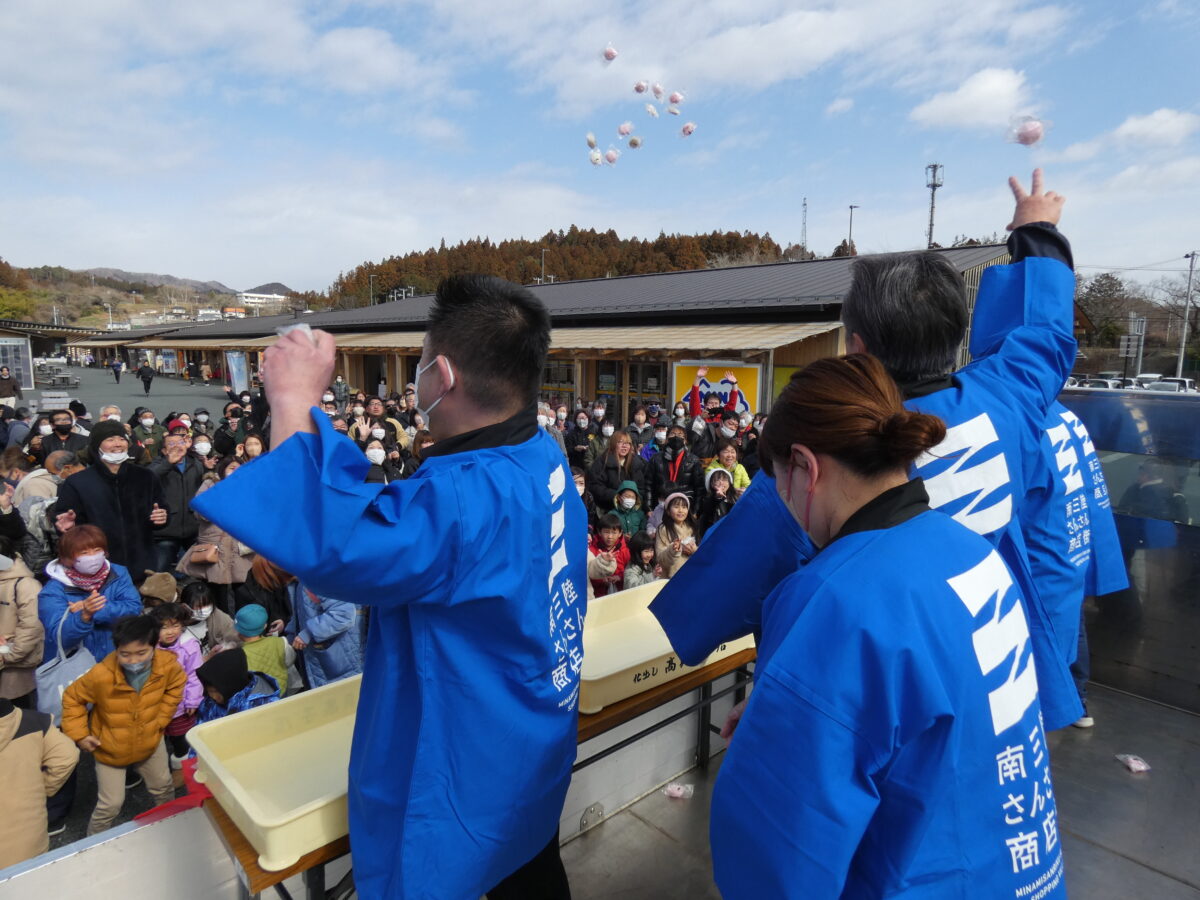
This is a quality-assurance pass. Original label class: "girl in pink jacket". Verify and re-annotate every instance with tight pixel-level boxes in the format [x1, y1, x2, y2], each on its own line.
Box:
[150, 603, 203, 766]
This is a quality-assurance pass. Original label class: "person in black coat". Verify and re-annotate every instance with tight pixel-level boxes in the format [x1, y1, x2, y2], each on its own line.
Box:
[586, 431, 647, 510]
[646, 424, 706, 508]
[52, 421, 168, 585]
[135, 362, 156, 396]
[36, 410, 89, 465]
[148, 431, 209, 570]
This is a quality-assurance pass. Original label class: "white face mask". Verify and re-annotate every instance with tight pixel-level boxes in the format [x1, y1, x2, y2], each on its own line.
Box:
[414, 355, 454, 420]
[602, 425, 615, 437]
[0, 554, 13, 571]
[654, 430, 667, 442]
[106, 414, 122, 422]
[197, 414, 209, 423]
[556, 410, 567, 421]
[575, 482, 586, 496]
[621, 497, 636, 509]
[352, 406, 365, 417]
[576, 418, 588, 429]
[38, 424, 53, 436]
[193, 442, 212, 456]
[74, 551, 106, 575]
[674, 407, 686, 418]
[740, 416, 752, 427]
[720, 425, 736, 438]
[371, 427, 386, 440]
[593, 409, 604, 419]
[100, 450, 129, 465]
[322, 394, 334, 403]
[141, 418, 155, 428]
[365, 447, 387, 465]
[191, 606, 213, 621]
[537, 415, 551, 428]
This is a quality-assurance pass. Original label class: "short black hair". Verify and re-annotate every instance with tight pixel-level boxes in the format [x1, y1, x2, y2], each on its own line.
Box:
[112, 614, 160, 648]
[841, 251, 968, 383]
[427, 274, 550, 410]
[48, 408, 73, 423]
[180, 581, 216, 612]
[719, 409, 739, 424]
[597, 513, 622, 532]
[150, 602, 190, 627]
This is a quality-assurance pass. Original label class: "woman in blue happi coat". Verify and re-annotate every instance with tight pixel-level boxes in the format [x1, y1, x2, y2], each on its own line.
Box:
[285, 581, 363, 687]
[712, 355, 1065, 900]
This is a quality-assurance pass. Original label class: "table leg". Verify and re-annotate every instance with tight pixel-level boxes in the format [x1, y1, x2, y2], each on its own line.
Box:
[696, 682, 712, 771]
[303, 864, 326, 899]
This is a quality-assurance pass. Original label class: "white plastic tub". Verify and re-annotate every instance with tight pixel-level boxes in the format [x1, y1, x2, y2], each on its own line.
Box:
[190, 675, 360, 871]
[579, 581, 755, 714]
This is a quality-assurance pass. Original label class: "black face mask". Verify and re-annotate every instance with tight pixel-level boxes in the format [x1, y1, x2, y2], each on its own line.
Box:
[228, 409, 242, 419]
[666, 436, 686, 455]
[53, 423, 73, 435]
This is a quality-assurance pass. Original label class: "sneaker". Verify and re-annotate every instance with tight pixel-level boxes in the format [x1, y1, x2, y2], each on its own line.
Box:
[126, 772, 144, 790]
[1072, 713, 1094, 729]
[47, 820, 67, 837]
[169, 753, 185, 771]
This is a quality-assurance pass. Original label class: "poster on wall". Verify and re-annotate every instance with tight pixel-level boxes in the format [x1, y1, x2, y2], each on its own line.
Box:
[160, 349, 178, 375]
[225, 351, 249, 394]
[671, 361, 762, 416]
[0, 336, 34, 390]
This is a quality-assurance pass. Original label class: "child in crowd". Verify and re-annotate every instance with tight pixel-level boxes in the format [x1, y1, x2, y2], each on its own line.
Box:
[654, 493, 697, 577]
[150, 603, 203, 767]
[623, 531, 660, 590]
[195, 648, 280, 724]
[698, 467, 738, 539]
[588, 513, 630, 597]
[286, 583, 363, 688]
[0, 698, 79, 869]
[235, 604, 292, 697]
[179, 581, 240, 654]
[612, 480, 647, 536]
[61, 615, 185, 835]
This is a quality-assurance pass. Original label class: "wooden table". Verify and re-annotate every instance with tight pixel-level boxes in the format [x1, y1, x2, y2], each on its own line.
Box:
[204, 649, 755, 897]
[204, 799, 349, 900]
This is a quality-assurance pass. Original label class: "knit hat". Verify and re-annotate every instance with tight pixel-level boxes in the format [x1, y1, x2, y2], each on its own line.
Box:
[664, 491, 691, 511]
[235, 603, 268, 637]
[139, 571, 178, 606]
[196, 648, 250, 704]
[88, 420, 129, 457]
[69, 400, 88, 418]
[705, 466, 733, 491]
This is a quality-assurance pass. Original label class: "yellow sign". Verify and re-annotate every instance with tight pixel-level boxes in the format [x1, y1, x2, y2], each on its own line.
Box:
[672, 362, 762, 416]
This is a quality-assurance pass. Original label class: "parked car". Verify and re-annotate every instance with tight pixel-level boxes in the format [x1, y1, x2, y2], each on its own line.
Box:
[1144, 381, 1181, 392]
[1158, 377, 1196, 392]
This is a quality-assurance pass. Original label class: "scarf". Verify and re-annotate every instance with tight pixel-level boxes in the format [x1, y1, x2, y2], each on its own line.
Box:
[65, 560, 111, 594]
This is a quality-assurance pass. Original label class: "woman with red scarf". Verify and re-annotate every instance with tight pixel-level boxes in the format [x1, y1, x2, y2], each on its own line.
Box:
[37, 525, 143, 667]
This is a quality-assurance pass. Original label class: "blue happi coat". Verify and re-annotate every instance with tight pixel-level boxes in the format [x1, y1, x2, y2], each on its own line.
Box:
[653, 239, 1082, 726]
[714, 506, 1066, 899]
[968, 264, 1128, 665]
[193, 410, 587, 900]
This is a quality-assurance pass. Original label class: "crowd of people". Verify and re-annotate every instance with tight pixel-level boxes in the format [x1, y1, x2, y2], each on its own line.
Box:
[0, 169, 1120, 899]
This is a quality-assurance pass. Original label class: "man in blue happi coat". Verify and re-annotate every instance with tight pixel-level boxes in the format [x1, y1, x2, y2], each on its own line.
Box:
[193, 276, 587, 899]
[653, 169, 1087, 729]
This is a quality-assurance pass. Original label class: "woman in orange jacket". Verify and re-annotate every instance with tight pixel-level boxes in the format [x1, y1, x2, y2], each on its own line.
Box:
[61, 614, 185, 835]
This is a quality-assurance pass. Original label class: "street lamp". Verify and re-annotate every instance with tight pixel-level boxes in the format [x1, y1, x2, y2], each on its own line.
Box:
[848, 205, 860, 254]
[104, 303, 113, 329]
[1177, 251, 1197, 379]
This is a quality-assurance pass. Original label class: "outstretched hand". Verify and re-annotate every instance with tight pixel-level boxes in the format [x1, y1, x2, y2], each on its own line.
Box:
[262, 328, 338, 445]
[1007, 168, 1065, 231]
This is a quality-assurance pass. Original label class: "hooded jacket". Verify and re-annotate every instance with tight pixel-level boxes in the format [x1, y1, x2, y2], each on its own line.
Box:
[54, 458, 168, 583]
[611, 479, 647, 535]
[0, 700, 79, 868]
[285, 582, 363, 687]
[61, 648, 186, 767]
[38, 562, 143, 665]
[12, 466, 59, 511]
[159, 635, 204, 717]
[0, 557, 44, 699]
[195, 649, 280, 723]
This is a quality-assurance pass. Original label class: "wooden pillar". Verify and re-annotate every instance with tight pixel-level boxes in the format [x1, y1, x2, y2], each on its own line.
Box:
[620, 357, 631, 426]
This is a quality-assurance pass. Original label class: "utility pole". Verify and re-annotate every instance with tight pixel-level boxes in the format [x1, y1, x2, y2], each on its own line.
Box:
[848, 205, 859, 254]
[925, 163, 944, 249]
[368, 273, 376, 306]
[105, 303, 113, 328]
[1177, 251, 1197, 379]
[801, 197, 807, 251]
[541, 249, 547, 284]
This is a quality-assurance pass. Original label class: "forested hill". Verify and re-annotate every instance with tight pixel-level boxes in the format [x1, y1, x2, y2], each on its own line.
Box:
[325, 227, 815, 307]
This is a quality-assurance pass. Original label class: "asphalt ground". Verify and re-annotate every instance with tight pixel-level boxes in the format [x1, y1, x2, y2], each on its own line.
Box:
[29, 363, 237, 425]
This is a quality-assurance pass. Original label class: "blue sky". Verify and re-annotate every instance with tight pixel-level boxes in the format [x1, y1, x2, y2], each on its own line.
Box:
[1, 0, 1197, 292]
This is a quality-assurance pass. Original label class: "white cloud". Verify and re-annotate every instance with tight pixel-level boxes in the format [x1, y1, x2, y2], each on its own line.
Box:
[909, 68, 1030, 130]
[825, 97, 854, 116]
[1113, 108, 1200, 147]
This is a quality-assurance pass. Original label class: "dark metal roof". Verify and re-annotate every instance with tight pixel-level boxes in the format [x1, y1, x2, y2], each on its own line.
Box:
[0, 318, 103, 338]
[149, 244, 1009, 340]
